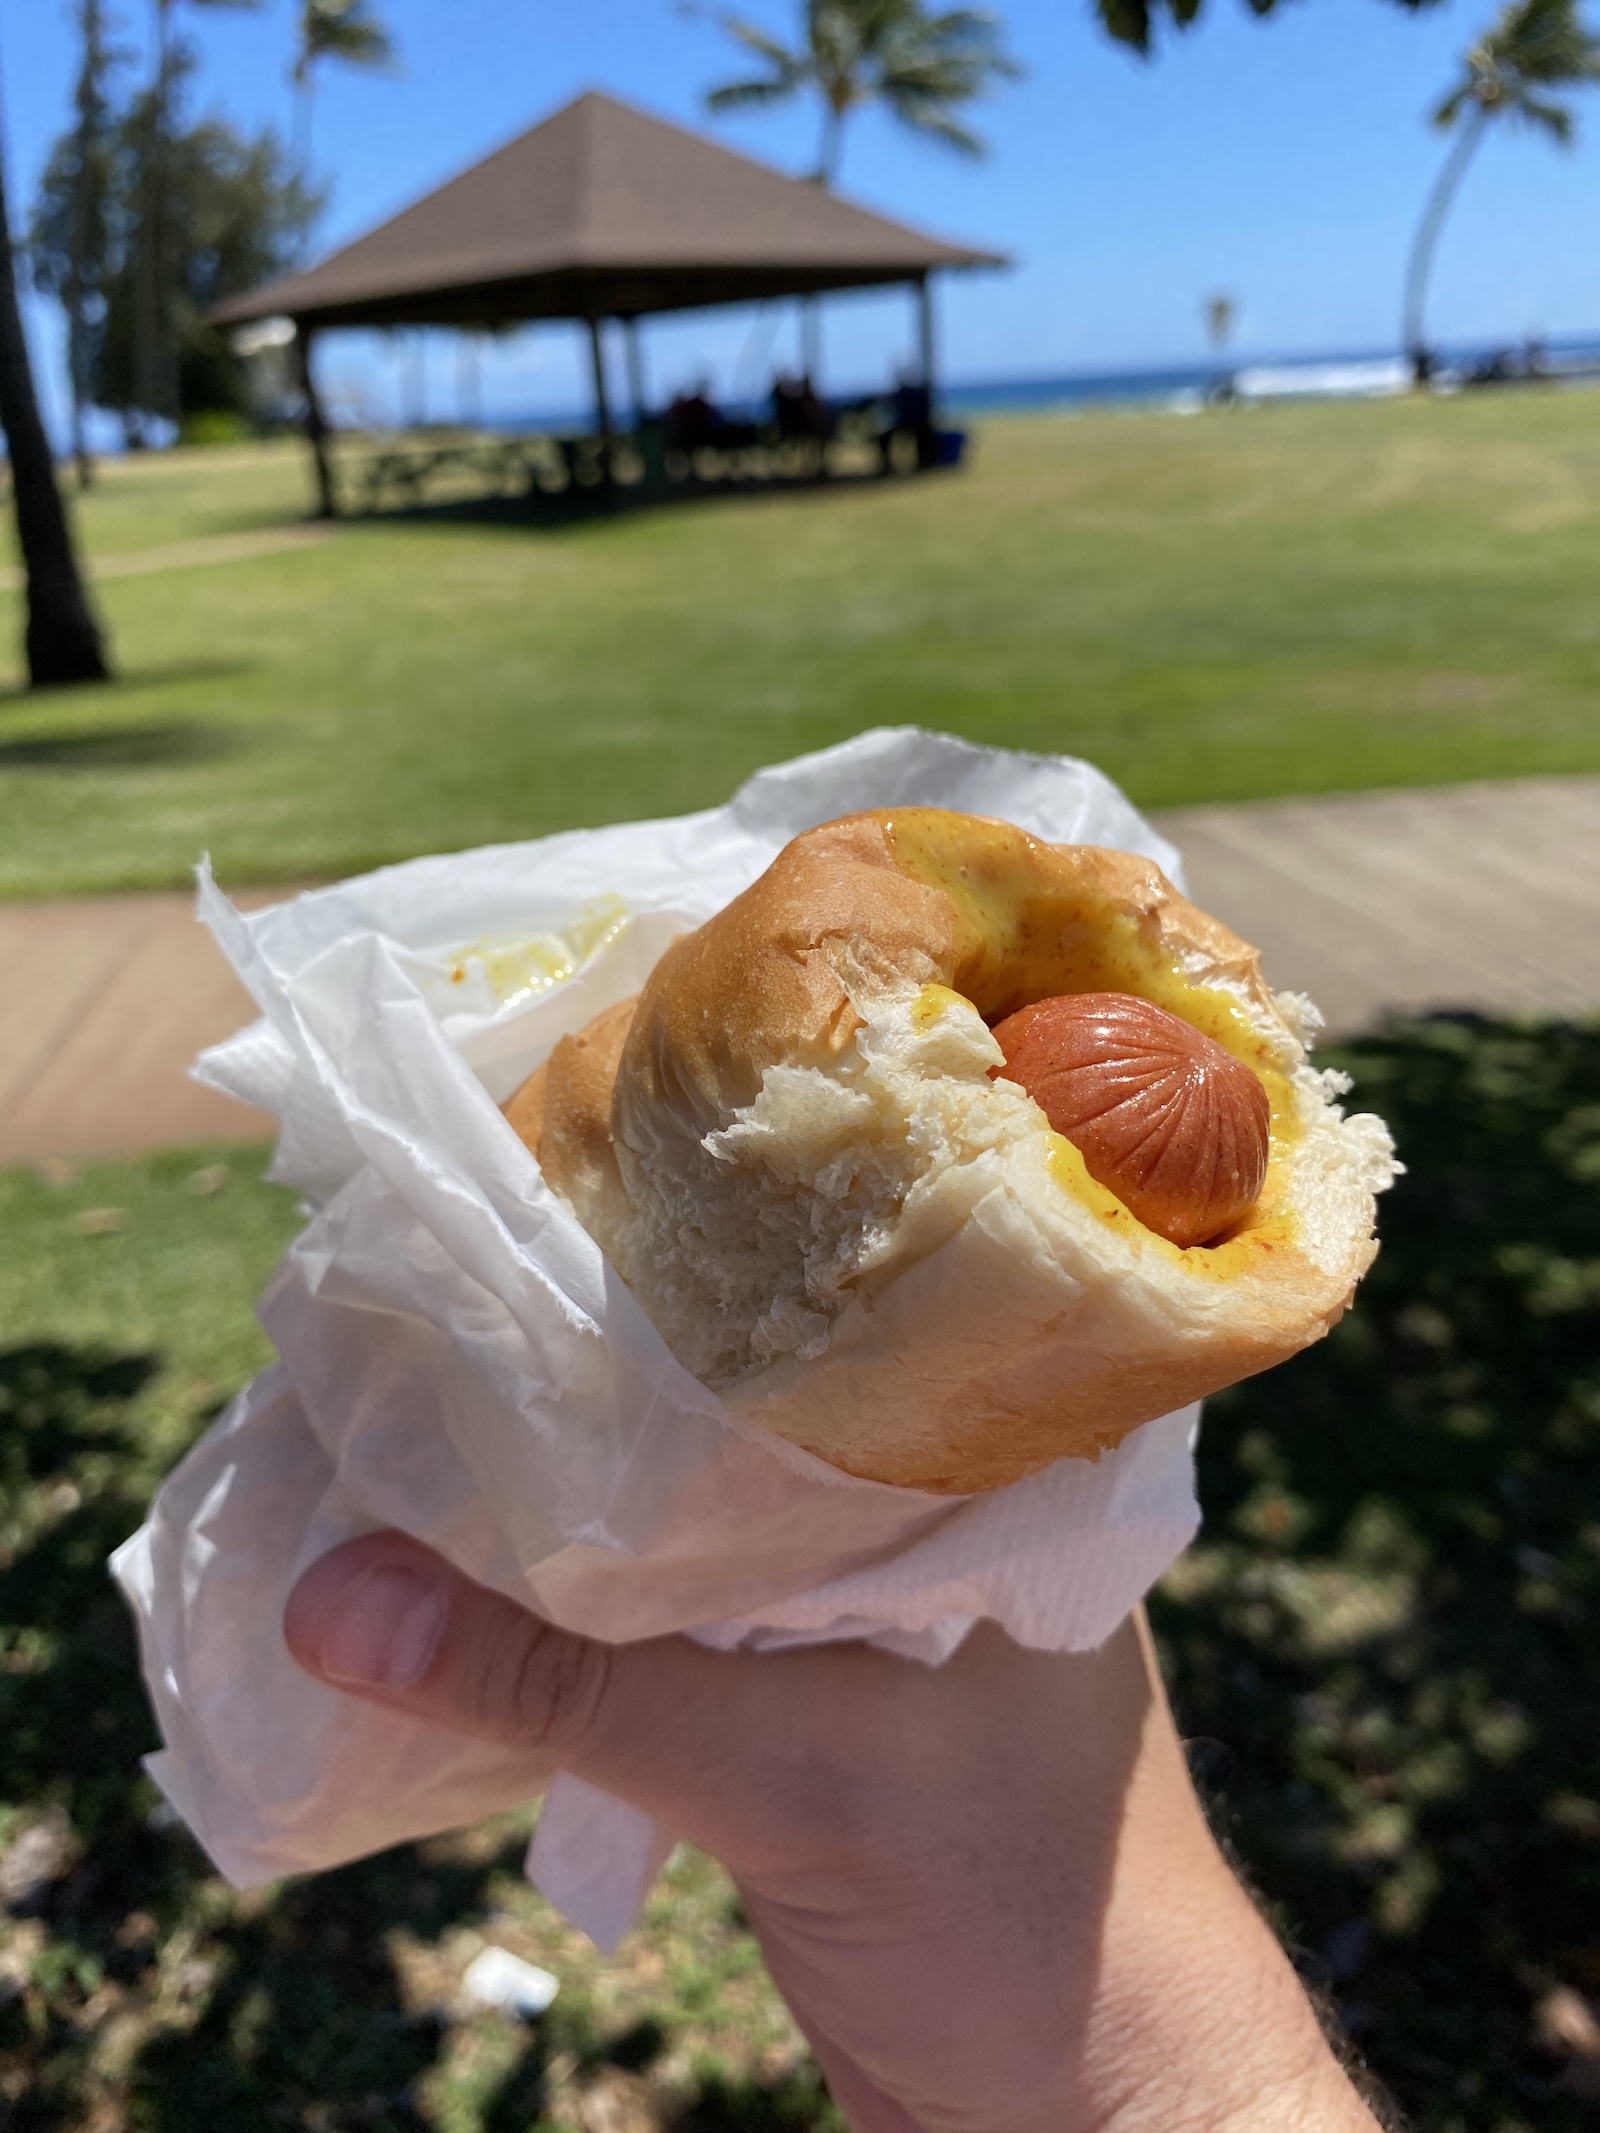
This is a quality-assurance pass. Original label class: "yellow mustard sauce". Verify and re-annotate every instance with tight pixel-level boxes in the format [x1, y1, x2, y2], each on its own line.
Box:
[909, 982, 971, 1032]
[884, 809, 1299, 1273]
[446, 895, 629, 1009]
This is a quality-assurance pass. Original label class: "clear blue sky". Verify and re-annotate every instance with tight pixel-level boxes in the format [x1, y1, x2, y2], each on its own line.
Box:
[7, 0, 1600, 431]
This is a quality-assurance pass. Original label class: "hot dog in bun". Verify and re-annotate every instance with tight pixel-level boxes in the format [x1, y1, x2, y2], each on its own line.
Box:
[506, 808, 1396, 1493]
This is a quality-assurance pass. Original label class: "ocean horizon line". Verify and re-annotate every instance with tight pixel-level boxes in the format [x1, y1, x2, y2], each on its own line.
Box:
[458, 330, 1600, 435]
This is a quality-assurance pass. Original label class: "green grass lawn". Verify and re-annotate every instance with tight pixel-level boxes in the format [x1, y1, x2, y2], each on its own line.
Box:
[0, 1147, 835, 2132]
[1, 1016, 1597, 2129]
[4, 390, 1600, 901]
[21, 442, 317, 560]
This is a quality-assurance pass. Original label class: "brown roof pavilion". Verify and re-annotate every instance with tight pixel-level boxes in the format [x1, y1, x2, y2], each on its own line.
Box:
[213, 90, 1007, 331]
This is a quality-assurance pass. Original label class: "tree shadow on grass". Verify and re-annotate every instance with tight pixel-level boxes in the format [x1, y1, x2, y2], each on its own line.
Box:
[0, 1340, 480, 2132]
[0, 720, 246, 771]
[0, 657, 255, 713]
[350, 464, 889, 542]
[0, 1341, 844, 2133]
[21, 1017, 1591, 2128]
[0, 1339, 476, 2131]
[120, 1857, 485, 2133]
[666, 2071, 845, 2131]
[1151, 1013, 1600, 2131]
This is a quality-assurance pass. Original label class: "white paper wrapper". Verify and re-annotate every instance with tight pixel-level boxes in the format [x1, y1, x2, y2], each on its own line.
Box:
[112, 727, 1203, 1952]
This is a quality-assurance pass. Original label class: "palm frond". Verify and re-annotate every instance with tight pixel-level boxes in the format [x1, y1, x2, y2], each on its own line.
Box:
[1476, 0, 1600, 89]
[1432, 82, 1474, 124]
[716, 13, 809, 69]
[1431, 0, 1600, 142]
[882, 95, 986, 150]
[1096, 0, 1156, 51]
[705, 76, 805, 108]
[702, 9, 812, 115]
[705, 0, 1017, 176]
[317, 24, 393, 66]
[301, 0, 396, 71]
[879, 49, 1020, 93]
[924, 6, 1025, 61]
[875, 9, 1021, 110]
[808, 2, 871, 86]
[1515, 87, 1577, 132]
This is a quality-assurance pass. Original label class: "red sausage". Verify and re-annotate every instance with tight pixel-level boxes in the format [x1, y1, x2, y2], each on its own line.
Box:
[990, 992, 1271, 1248]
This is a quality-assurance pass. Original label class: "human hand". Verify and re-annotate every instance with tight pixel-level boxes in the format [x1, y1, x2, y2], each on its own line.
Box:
[286, 1532, 1378, 2133]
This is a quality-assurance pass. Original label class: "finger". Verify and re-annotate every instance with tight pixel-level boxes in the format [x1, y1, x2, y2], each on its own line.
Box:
[286, 1529, 627, 1759]
[283, 1531, 1149, 1898]
[283, 1530, 870, 1866]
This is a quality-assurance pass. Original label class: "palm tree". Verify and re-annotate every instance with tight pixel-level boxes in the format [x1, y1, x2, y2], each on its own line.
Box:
[291, 0, 396, 171]
[704, 0, 1020, 187]
[0, 67, 108, 684]
[1404, 0, 1600, 381]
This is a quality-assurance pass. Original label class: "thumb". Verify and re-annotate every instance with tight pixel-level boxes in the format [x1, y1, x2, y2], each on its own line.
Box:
[282, 1530, 854, 1866]
[286, 1529, 617, 1753]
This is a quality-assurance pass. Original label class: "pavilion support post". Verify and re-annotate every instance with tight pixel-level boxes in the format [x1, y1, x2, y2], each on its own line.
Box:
[800, 293, 821, 383]
[917, 276, 937, 412]
[585, 314, 615, 495]
[295, 320, 336, 520]
[914, 276, 941, 473]
[457, 331, 483, 430]
[405, 331, 427, 429]
[623, 316, 647, 426]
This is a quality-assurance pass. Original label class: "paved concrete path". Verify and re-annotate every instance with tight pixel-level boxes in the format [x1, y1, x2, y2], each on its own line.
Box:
[0, 525, 333, 596]
[0, 890, 282, 1167]
[1160, 774, 1600, 1037]
[2, 773, 1597, 1167]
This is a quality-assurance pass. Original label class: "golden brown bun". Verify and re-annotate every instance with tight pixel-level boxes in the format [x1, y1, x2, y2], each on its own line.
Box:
[501, 1061, 549, 1159]
[515, 994, 637, 1249]
[505, 809, 1395, 1493]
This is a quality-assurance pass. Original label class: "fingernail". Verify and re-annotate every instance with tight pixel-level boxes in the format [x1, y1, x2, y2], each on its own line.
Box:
[317, 1563, 446, 1690]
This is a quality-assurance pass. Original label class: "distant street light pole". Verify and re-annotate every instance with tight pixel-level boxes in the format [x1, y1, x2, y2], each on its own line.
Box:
[1203, 291, 1237, 402]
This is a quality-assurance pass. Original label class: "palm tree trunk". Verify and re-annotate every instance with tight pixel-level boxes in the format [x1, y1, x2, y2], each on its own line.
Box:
[135, 0, 173, 435]
[68, 0, 100, 492]
[1402, 102, 1489, 383]
[294, 322, 335, 519]
[63, 245, 91, 490]
[0, 122, 109, 686]
[157, 0, 181, 428]
[66, 299, 91, 493]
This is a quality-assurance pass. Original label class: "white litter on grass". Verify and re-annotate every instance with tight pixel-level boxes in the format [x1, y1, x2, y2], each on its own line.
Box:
[460, 1946, 560, 2018]
[0, 1807, 75, 1907]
